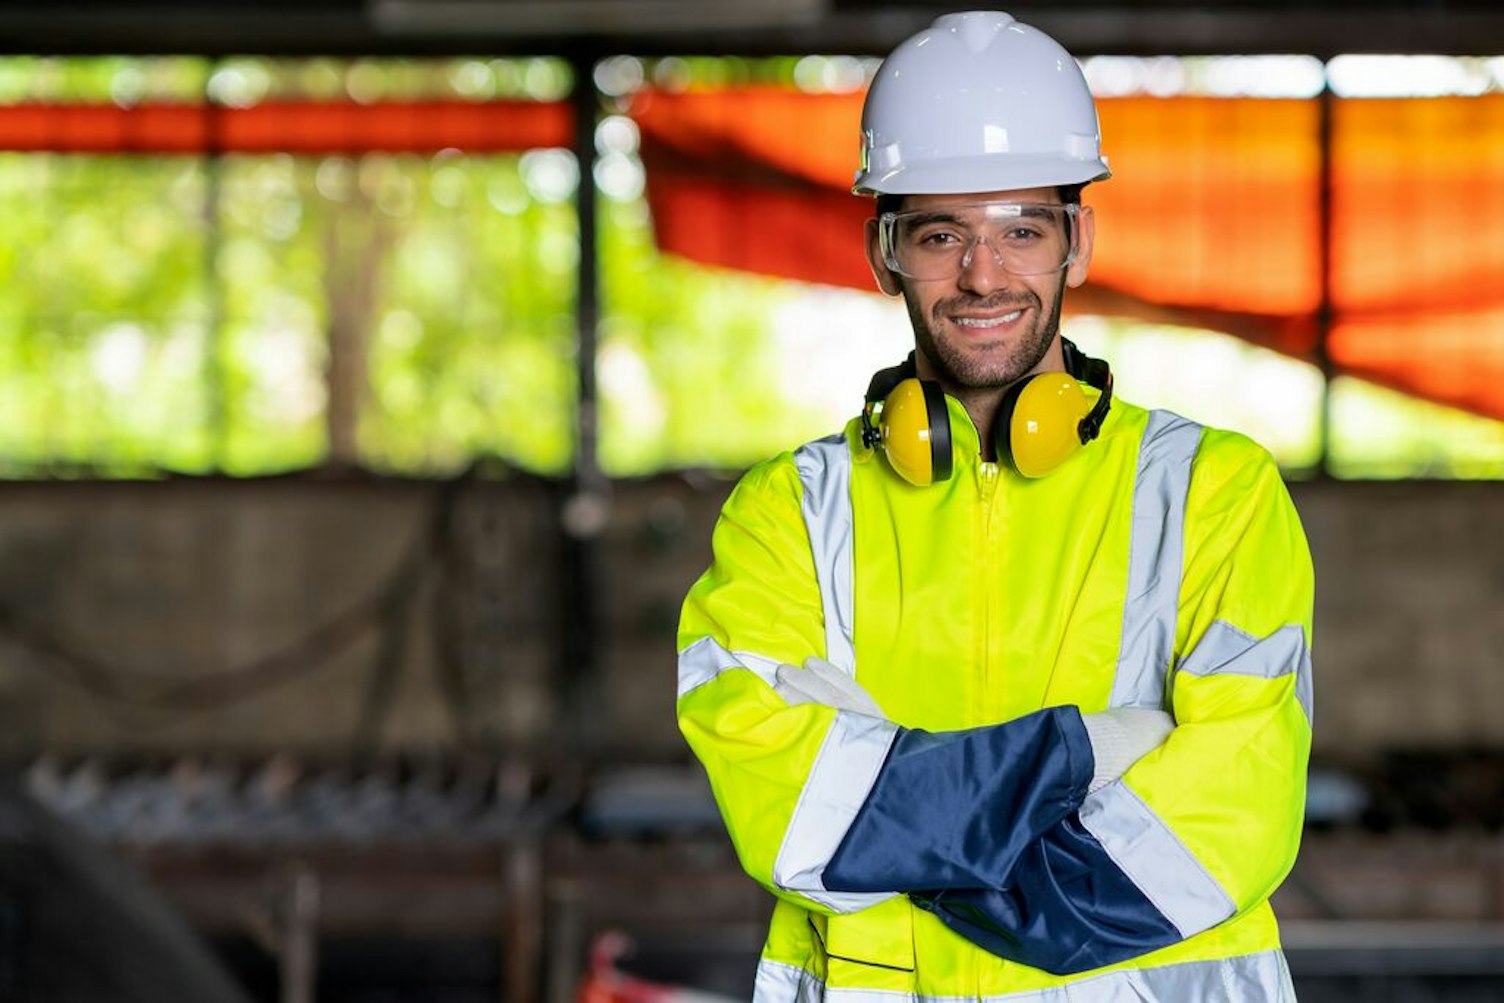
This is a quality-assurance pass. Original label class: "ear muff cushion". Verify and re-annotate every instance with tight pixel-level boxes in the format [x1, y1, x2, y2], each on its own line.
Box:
[998, 372, 1092, 478]
[995, 378, 1027, 471]
[879, 379, 952, 486]
[921, 380, 952, 483]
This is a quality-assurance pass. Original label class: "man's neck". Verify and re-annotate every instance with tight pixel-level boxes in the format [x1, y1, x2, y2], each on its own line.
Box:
[916, 338, 1066, 463]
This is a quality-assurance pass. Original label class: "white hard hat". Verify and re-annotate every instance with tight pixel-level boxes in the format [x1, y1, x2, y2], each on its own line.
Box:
[853, 11, 1110, 196]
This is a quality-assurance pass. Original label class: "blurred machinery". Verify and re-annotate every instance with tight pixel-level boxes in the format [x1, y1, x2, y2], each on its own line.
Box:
[0, 473, 1500, 1000]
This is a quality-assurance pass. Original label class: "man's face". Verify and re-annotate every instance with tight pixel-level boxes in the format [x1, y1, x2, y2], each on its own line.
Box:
[864, 187, 1095, 391]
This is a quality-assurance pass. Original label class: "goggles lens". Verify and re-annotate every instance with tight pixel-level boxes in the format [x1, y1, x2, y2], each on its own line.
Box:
[880, 202, 1078, 280]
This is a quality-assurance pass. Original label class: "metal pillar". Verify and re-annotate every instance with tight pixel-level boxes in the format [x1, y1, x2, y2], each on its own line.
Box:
[560, 51, 609, 753]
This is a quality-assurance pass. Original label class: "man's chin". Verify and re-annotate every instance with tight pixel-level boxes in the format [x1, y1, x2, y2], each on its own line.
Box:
[935, 347, 1036, 390]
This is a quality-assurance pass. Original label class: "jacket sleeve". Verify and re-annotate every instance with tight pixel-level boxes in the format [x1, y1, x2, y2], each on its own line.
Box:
[678, 451, 1094, 916]
[908, 431, 1314, 974]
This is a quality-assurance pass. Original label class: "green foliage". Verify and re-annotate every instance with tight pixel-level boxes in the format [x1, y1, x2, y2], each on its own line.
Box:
[363, 154, 577, 475]
[0, 56, 208, 102]
[0, 153, 215, 475]
[597, 196, 820, 474]
[209, 56, 572, 102]
[211, 150, 581, 476]
[1329, 378, 1504, 479]
[0, 56, 582, 478]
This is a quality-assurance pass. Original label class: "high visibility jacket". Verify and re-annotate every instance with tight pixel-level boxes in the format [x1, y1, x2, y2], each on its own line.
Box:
[677, 391, 1314, 1002]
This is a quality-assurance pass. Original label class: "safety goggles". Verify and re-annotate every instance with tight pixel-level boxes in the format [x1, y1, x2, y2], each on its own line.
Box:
[878, 201, 1080, 280]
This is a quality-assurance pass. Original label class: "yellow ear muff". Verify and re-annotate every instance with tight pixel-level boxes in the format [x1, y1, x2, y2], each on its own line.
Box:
[878, 378, 952, 487]
[998, 371, 1093, 478]
[862, 342, 1108, 484]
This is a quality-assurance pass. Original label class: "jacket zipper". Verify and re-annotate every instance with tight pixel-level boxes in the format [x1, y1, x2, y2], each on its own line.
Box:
[976, 460, 1001, 724]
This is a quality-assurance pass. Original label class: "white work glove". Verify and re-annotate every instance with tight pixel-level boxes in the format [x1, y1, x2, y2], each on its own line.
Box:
[1079, 707, 1175, 793]
[774, 656, 886, 717]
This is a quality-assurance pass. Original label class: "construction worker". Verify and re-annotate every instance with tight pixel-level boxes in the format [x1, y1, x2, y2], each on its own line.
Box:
[678, 10, 1313, 1002]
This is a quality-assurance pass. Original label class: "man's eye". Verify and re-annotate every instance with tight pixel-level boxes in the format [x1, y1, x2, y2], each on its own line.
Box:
[914, 230, 963, 248]
[1004, 226, 1046, 243]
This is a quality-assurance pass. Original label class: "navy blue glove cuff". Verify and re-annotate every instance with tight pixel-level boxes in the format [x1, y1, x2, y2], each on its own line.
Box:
[823, 705, 1093, 892]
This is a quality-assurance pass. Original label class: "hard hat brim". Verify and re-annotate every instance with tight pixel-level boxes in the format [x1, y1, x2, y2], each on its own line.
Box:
[853, 155, 1111, 197]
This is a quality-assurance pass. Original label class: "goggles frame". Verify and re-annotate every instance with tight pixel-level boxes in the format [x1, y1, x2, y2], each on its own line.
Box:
[878, 201, 1081, 281]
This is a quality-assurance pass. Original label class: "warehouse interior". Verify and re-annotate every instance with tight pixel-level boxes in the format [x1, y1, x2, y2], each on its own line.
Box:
[1, 1, 1503, 1001]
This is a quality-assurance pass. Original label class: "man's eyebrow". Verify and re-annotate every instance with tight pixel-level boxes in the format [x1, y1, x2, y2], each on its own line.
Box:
[900, 204, 1059, 227]
[900, 211, 964, 227]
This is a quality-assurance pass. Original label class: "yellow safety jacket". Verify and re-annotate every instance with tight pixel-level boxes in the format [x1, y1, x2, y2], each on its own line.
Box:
[677, 391, 1314, 1002]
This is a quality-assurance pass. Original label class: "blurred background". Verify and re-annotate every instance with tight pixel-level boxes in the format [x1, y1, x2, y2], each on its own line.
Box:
[0, 1, 1501, 1001]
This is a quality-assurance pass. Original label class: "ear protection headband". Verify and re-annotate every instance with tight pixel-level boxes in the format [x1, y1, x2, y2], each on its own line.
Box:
[860, 339, 1113, 485]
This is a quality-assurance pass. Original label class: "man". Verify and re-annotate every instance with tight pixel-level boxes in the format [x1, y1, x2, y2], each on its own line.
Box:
[677, 10, 1313, 1002]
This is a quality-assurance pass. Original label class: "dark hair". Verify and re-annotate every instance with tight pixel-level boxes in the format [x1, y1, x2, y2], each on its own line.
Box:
[874, 183, 1085, 218]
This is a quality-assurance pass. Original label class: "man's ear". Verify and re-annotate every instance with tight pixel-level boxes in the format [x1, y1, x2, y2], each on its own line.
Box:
[1065, 204, 1095, 289]
[864, 216, 903, 296]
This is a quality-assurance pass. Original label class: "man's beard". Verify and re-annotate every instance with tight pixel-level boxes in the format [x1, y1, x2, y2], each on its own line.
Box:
[904, 279, 1065, 390]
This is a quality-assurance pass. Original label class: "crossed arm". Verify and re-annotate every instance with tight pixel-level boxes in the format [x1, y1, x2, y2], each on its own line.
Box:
[775, 656, 1182, 973]
[678, 444, 1313, 974]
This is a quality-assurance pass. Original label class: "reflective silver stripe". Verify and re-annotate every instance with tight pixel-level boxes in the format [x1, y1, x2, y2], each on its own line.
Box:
[1178, 620, 1314, 723]
[760, 950, 1293, 1002]
[755, 959, 823, 1003]
[680, 635, 893, 913]
[771, 710, 898, 913]
[1097, 416, 1249, 945]
[677, 636, 783, 699]
[794, 435, 857, 674]
[776, 437, 891, 912]
[1079, 781, 1235, 939]
[1297, 643, 1314, 726]
[1112, 410, 1203, 709]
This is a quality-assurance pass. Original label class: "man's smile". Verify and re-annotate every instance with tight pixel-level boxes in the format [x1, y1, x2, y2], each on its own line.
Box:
[951, 309, 1025, 330]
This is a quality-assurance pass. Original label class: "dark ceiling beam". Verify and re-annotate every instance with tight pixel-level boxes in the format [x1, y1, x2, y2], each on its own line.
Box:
[0, 6, 1500, 59]
[1024, 9, 1504, 60]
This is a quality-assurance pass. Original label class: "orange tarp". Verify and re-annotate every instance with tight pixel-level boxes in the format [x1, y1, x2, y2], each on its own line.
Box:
[1, 91, 1499, 421]
[0, 99, 572, 154]
[1330, 98, 1504, 416]
[632, 88, 1504, 422]
[631, 87, 876, 291]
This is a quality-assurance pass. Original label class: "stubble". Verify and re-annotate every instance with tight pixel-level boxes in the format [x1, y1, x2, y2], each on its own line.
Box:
[904, 280, 1065, 391]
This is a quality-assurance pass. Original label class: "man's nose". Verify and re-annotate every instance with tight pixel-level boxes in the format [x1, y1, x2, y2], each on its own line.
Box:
[958, 235, 1011, 294]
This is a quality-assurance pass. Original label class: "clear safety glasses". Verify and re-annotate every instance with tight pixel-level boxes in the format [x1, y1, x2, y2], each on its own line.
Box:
[878, 201, 1080, 280]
